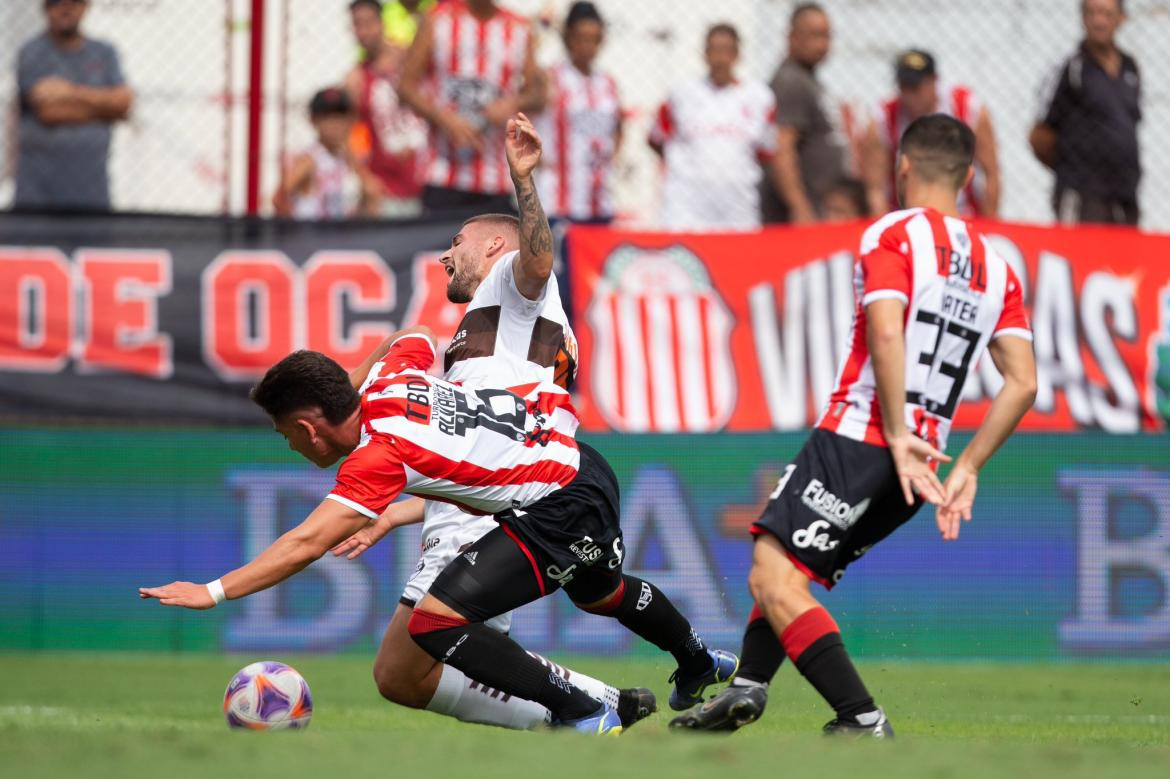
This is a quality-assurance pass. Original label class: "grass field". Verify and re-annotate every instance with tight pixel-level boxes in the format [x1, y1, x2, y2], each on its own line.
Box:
[1, 653, 1168, 779]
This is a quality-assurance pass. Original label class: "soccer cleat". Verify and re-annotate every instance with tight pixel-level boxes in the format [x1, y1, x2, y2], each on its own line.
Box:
[668, 683, 767, 732]
[616, 687, 657, 728]
[557, 704, 624, 735]
[822, 707, 895, 739]
[668, 649, 740, 711]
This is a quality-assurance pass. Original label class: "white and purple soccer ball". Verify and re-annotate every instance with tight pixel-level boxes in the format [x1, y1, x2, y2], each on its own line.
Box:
[223, 661, 313, 730]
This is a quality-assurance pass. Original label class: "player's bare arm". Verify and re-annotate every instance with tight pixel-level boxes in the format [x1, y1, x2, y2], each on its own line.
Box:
[860, 122, 892, 216]
[507, 113, 554, 301]
[974, 107, 1001, 217]
[1028, 122, 1059, 169]
[866, 297, 951, 505]
[774, 126, 817, 224]
[331, 497, 426, 560]
[140, 498, 371, 609]
[397, 16, 482, 151]
[936, 334, 1037, 540]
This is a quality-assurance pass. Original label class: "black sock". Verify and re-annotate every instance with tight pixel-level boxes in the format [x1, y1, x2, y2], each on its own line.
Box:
[409, 612, 599, 721]
[782, 608, 874, 720]
[583, 575, 710, 677]
[735, 606, 785, 684]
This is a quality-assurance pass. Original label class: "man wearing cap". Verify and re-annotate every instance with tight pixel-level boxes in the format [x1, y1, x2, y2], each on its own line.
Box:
[859, 49, 1000, 218]
[14, 0, 133, 211]
[1029, 0, 1140, 226]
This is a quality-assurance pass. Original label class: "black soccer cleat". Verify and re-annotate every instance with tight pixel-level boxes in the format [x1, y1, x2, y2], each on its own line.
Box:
[822, 707, 895, 739]
[668, 684, 768, 732]
[616, 687, 657, 728]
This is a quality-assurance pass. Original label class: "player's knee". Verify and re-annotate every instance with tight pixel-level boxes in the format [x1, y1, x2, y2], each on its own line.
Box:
[748, 563, 799, 613]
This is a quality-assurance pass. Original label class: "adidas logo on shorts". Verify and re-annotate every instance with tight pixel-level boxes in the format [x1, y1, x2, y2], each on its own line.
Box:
[463, 551, 478, 566]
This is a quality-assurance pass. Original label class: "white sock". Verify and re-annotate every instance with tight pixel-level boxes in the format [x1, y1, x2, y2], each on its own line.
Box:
[425, 664, 551, 730]
[527, 652, 622, 710]
[730, 677, 767, 689]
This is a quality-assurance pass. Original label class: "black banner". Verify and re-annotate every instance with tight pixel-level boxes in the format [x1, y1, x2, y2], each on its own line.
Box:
[0, 211, 474, 423]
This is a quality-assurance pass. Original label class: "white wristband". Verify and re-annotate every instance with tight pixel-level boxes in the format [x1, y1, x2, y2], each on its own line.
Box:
[206, 579, 227, 606]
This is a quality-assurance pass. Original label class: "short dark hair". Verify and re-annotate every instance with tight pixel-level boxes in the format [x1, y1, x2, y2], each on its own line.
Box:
[1082, 0, 1124, 14]
[706, 22, 740, 47]
[790, 2, 825, 27]
[463, 212, 520, 238]
[251, 350, 360, 424]
[899, 114, 975, 188]
[349, 0, 382, 14]
[566, 1, 604, 29]
[824, 177, 869, 218]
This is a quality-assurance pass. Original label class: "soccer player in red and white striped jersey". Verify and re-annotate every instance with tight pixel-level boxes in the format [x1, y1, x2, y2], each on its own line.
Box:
[398, 0, 546, 212]
[672, 115, 1037, 736]
[536, 1, 622, 223]
[860, 50, 1001, 219]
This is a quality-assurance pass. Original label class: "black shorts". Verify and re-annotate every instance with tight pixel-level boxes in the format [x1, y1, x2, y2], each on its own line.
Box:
[752, 428, 924, 588]
[494, 441, 624, 596]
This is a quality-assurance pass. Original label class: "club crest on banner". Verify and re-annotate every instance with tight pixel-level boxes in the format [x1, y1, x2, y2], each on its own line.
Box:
[585, 245, 736, 432]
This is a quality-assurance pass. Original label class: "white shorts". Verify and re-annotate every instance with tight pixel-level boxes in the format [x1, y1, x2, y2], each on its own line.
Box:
[400, 502, 513, 634]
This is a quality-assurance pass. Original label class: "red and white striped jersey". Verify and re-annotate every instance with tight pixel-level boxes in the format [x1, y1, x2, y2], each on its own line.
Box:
[651, 78, 778, 230]
[816, 207, 1031, 451]
[326, 333, 581, 519]
[873, 83, 985, 216]
[426, 1, 531, 195]
[536, 62, 621, 221]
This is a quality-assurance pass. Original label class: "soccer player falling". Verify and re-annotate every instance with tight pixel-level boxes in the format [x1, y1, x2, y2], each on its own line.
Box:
[672, 114, 1037, 737]
[141, 115, 737, 736]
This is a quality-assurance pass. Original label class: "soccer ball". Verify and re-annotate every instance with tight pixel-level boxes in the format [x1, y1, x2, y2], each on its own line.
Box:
[223, 661, 313, 730]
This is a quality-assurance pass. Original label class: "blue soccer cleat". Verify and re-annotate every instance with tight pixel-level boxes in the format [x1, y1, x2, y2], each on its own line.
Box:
[668, 649, 740, 711]
[557, 704, 624, 735]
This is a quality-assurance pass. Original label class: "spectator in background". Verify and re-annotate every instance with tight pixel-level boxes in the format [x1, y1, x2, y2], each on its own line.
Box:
[346, 0, 428, 217]
[273, 88, 379, 220]
[762, 2, 845, 225]
[860, 50, 1000, 218]
[537, 1, 622, 224]
[1029, 0, 1140, 226]
[14, 0, 132, 211]
[650, 24, 782, 231]
[819, 177, 868, 222]
[398, 0, 546, 213]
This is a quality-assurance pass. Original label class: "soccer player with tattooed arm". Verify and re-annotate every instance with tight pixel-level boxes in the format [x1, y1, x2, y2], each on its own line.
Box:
[142, 114, 737, 735]
[672, 114, 1037, 737]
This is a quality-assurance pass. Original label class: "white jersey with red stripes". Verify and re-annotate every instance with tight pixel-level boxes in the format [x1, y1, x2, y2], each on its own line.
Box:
[874, 83, 985, 216]
[426, 1, 530, 195]
[327, 333, 581, 519]
[650, 77, 778, 230]
[536, 61, 621, 221]
[816, 207, 1031, 451]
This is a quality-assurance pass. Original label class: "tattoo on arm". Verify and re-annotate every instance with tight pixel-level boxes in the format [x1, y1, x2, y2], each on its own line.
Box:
[516, 177, 553, 259]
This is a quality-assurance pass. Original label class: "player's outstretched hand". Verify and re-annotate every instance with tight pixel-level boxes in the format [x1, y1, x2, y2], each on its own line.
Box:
[887, 432, 951, 506]
[138, 581, 215, 610]
[936, 464, 977, 541]
[331, 516, 393, 560]
[505, 112, 542, 180]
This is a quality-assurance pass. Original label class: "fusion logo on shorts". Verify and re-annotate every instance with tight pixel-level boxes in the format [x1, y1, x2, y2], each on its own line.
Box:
[801, 479, 870, 530]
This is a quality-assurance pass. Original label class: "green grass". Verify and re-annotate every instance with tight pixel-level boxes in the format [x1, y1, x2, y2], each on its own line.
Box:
[1, 653, 1168, 779]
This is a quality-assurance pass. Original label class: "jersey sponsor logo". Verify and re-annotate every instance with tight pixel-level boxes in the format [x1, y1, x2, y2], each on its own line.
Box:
[570, 535, 604, 564]
[586, 245, 737, 432]
[800, 479, 870, 530]
[444, 306, 500, 372]
[791, 519, 838, 552]
[422, 536, 441, 552]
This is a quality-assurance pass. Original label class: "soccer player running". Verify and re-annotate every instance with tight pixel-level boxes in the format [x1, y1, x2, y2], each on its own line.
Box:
[141, 327, 735, 734]
[328, 113, 654, 731]
[671, 114, 1037, 737]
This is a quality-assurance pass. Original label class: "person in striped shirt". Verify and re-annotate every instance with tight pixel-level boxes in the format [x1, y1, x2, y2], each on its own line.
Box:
[536, 1, 623, 224]
[672, 114, 1036, 737]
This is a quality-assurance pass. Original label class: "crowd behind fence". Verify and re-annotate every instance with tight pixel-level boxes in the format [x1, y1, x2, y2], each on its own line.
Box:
[1, 0, 1167, 229]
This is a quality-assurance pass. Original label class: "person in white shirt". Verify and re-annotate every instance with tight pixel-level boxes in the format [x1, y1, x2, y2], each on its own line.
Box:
[649, 24, 784, 231]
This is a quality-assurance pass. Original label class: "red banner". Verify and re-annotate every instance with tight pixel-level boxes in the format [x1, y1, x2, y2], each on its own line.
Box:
[568, 220, 1170, 433]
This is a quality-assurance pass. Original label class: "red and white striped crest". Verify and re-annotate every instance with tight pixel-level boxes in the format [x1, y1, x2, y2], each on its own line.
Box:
[586, 246, 736, 432]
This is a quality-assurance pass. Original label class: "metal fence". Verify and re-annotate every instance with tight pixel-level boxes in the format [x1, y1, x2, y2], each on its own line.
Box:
[3, 0, 1168, 227]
